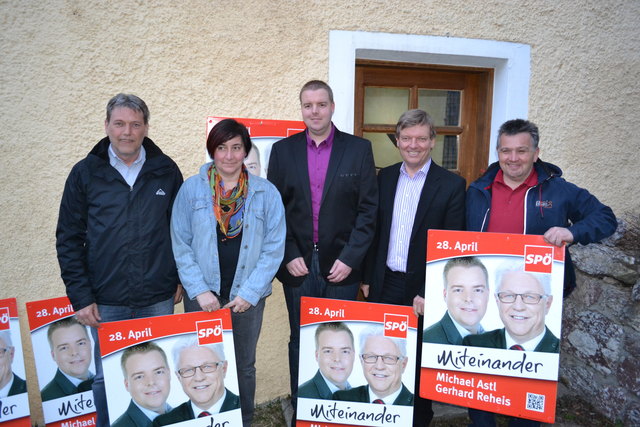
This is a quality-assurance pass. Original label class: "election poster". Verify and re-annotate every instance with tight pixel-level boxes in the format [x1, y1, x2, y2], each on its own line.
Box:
[0, 298, 30, 427]
[297, 297, 418, 427]
[420, 230, 565, 423]
[26, 296, 97, 427]
[206, 116, 305, 178]
[97, 310, 241, 427]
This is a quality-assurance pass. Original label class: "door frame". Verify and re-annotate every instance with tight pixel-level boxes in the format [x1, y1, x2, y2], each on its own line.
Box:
[328, 30, 530, 164]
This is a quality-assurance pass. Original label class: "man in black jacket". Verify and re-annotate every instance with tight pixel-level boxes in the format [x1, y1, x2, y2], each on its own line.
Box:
[56, 93, 183, 426]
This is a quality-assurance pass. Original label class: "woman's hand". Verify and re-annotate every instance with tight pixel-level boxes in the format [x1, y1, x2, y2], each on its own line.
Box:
[197, 291, 221, 312]
[224, 296, 251, 313]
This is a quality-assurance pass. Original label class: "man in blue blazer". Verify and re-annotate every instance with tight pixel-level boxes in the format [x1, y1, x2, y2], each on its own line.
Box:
[268, 80, 378, 404]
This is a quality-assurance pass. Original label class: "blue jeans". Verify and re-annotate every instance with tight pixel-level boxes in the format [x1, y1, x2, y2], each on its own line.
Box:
[283, 250, 359, 406]
[91, 298, 174, 427]
[468, 408, 541, 427]
[184, 295, 266, 427]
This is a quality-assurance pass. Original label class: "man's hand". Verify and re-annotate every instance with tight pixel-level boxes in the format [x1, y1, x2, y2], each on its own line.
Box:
[286, 257, 309, 277]
[224, 296, 251, 314]
[543, 227, 574, 247]
[327, 259, 352, 283]
[196, 291, 220, 312]
[173, 284, 184, 304]
[413, 295, 425, 317]
[360, 283, 370, 299]
[76, 303, 101, 328]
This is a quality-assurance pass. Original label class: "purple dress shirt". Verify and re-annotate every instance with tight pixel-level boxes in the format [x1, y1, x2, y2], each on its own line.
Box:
[306, 125, 335, 243]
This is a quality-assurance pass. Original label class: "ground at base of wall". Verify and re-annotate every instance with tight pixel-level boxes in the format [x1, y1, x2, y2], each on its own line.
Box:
[251, 394, 618, 427]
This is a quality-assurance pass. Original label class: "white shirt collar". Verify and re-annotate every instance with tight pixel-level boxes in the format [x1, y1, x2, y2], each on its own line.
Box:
[505, 328, 546, 352]
[190, 388, 227, 417]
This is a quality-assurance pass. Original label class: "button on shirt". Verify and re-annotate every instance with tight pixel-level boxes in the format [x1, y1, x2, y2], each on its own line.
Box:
[386, 159, 431, 272]
[108, 144, 146, 188]
[307, 125, 335, 243]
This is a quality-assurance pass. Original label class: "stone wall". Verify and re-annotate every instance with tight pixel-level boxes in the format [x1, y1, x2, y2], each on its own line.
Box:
[562, 217, 640, 425]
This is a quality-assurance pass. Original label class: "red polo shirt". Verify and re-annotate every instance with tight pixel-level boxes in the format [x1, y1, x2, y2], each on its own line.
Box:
[487, 169, 538, 233]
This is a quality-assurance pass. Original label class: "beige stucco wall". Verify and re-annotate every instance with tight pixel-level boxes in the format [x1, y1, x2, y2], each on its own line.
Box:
[1, 0, 638, 423]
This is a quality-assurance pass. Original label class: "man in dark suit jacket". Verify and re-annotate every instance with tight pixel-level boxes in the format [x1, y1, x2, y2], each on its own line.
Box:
[423, 257, 490, 345]
[334, 383, 414, 406]
[152, 389, 240, 426]
[298, 322, 355, 400]
[0, 330, 27, 397]
[112, 342, 172, 427]
[362, 109, 465, 426]
[463, 261, 559, 354]
[268, 80, 377, 403]
[153, 338, 240, 425]
[463, 327, 559, 353]
[41, 317, 94, 401]
[334, 326, 413, 407]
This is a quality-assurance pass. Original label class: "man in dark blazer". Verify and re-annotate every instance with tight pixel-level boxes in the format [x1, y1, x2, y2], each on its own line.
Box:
[152, 390, 240, 426]
[463, 261, 559, 353]
[362, 109, 465, 426]
[0, 330, 27, 398]
[267, 80, 377, 404]
[41, 317, 94, 402]
[153, 339, 240, 426]
[423, 257, 490, 345]
[298, 322, 355, 400]
[333, 326, 413, 407]
[112, 342, 172, 427]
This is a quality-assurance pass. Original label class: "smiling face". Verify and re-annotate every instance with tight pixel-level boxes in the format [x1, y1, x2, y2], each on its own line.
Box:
[176, 346, 227, 410]
[497, 271, 552, 343]
[124, 350, 171, 413]
[444, 265, 489, 333]
[397, 124, 436, 176]
[213, 135, 246, 182]
[300, 88, 335, 142]
[315, 330, 354, 389]
[0, 336, 15, 389]
[360, 335, 407, 399]
[50, 324, 92, 380]
[105, 106, 148, 166]
[497, 132, 539, 187]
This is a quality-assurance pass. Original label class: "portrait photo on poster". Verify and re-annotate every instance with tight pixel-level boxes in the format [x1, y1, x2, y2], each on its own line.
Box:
[102, 331, 239, 424]
[30, 316, 97, 402]
[298, 321, 417, 404]
[423, 255, 563, 352]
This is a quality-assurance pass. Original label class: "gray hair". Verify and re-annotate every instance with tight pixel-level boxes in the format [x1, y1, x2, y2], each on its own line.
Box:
[497, 119, 539, 149]
[0, 330, 12, 348]
[494, 260, 552, 295]
[396, 109, 436, 139]
[106, 93, 150, 124]
[172, 335, 225, 370]
[359, 325, 407, 358]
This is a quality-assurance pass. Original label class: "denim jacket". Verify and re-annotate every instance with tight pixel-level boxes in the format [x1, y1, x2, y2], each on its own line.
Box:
[170, 163, 285, 305]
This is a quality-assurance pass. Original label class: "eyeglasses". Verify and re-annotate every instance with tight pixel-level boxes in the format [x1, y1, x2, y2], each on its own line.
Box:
[177, 362, 224, 378]
[496, 292, 546, 304]
[361, 354, 403, 365]
[0, 348, 9, 358]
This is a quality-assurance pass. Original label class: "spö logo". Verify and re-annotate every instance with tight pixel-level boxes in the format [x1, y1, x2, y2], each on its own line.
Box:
[524, 245, 554, 274]
[0, 307, 9, 330]
[384, 314, 409, 338]
[196, 319, 223, 345]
